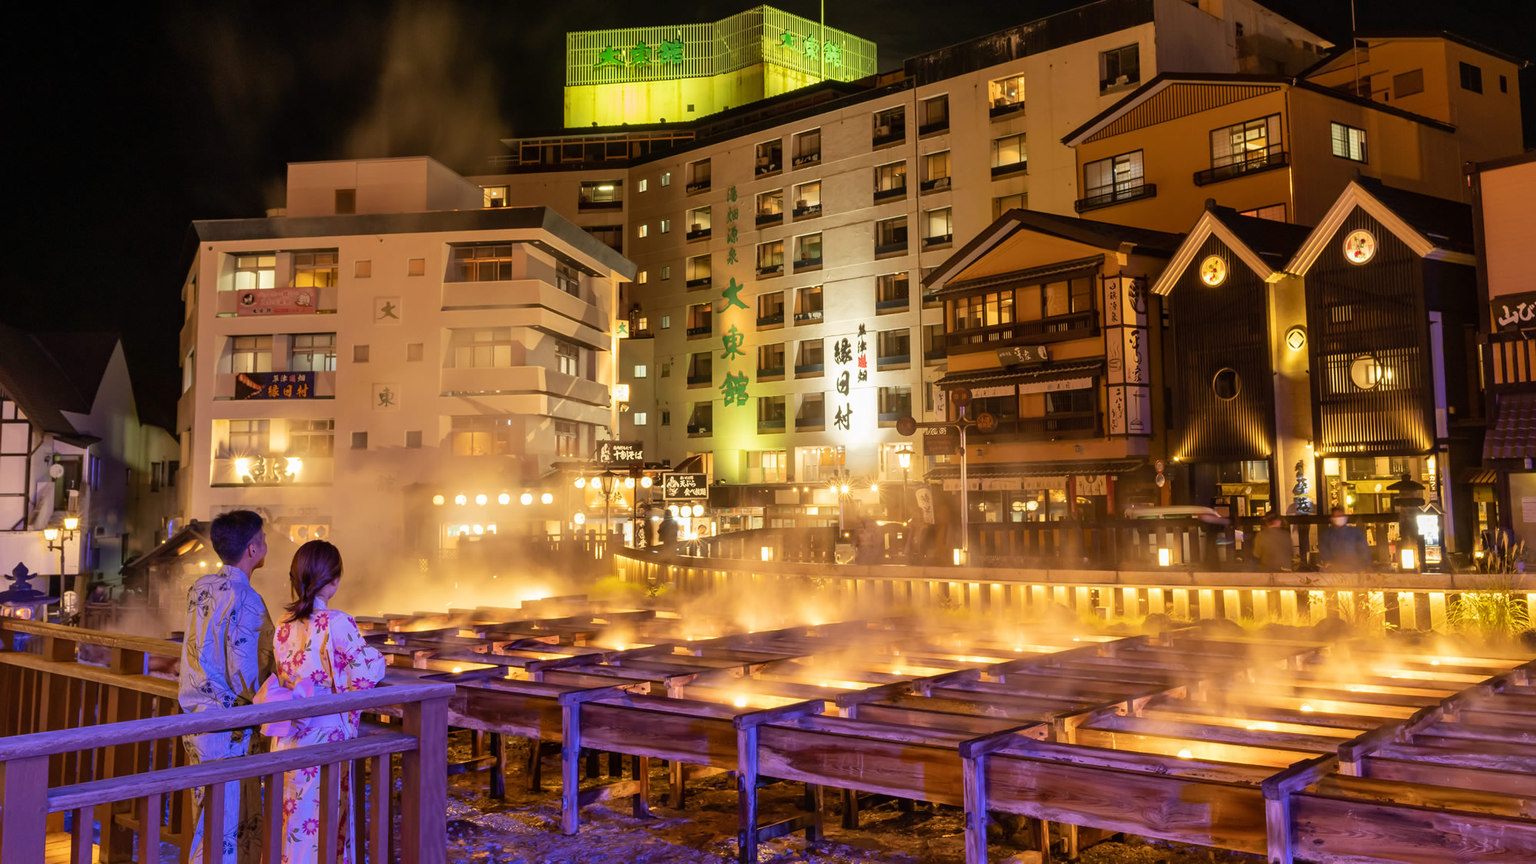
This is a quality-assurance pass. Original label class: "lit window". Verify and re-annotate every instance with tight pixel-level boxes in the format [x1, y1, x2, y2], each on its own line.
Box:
[448, 244, 514, 282]
[225, 419, 270, 454]
[555, 421, 579, 457]
[555, 340, 580, 377]
[924, 208, 952, 246]
[289, 419, 335, 457]
[993, 193, 1027, 219]
[230, 336, 273, 374]
[660, 172, 671, 187]
[991, 134, 1027, 174]
[289, 333, 336, 372]
[634, 364, 648, 378]
[448, 328, 514, 368]
[1331, 122, 1367, 163]
[638, 224, 649, 238]
[922, 151, 950, 190]
[231, 253, 276, 292]
[634, 412, 648, 426]
[578, 180, 623, 209]
[637, 178, 648, 193]
[483, 185, 509, 207]
[1099, 44, 1140, 92]
[292, 250, 339, 288]
[660, 219, 671, 234]
[451, 416, 514, 456]
[988, 73, 1025, 113]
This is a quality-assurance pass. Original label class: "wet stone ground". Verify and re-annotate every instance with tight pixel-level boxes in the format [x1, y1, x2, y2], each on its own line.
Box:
[436, 735, 1265, 864]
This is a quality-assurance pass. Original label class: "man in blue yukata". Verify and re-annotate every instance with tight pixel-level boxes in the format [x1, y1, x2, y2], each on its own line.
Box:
[179, 509, 275, 863]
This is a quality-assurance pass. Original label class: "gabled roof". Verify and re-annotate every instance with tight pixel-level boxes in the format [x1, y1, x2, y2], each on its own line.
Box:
[1151, 204, 1313, 296]
[0, 323, 123, 442]
[923, 208, 1184, 292]
[1285, 179, 1475, 275]
[1062, 72, 1455, 146]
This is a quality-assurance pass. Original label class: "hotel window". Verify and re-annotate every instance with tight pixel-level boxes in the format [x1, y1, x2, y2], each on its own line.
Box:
[756, 188, 784, 225]
[660, 265, 671, 281]
[921, 150, 951, 192]
[687, 206, 711, 238]
[795, 286, 824, 323]
[686, 254, 712, 289]
[796, 338, 824, 374]
[1459, 61, 1483, 93]
[451, 416, 513, 456]
[1239, 203, 1287, 222]
[449, 243, 514, 282]
[1081, 151, 1146, 207]
[637, 224, 649, 239]
[877, 328, 911, 367]
[687, 302, 713, 337]
[230, 336, 273, 374]
[1330, 122, 1367, 163]
[449, 327, 514, 368]
[874, 161, 907, 200]
[923, 323, 945, 362]
[289, 419, 335, 457]
[660, 171, 671, 187]
[405, 430, 422, 449]
[1393, 69, 1424, 98]
[554, 340, 580, 377]
[1205, 115, 1282, 180]
[351, 432, 367, 450]
[231, 253, 276, 292]
[659, 219, 671, 234]
[924, 208, 953, 247]
[793, 181, 821, 218]
[988, 73, 1026, 115]
[793, 128, 821, 166]
[757, 240, 784, 276]
[293, 250, 339, 287]
[483, 186, 509, 207]
[873, 106, 905, 146]
[757, 396, 786, 433]
[878, 386, 911, 421]
[634, 364, 648, 378]
[947, 274, 1095, 348]
[585, 225, 622, 253]
[226, 419, 270, 454]
[876, 272, 909, 311]
[556, 260, 580, 297]
[687, 401, 713, 435]
[634, 412, 647, 426]
[1099, 43, 1140, 92]
[334, 189, 356, 214]
[758, 342, 785, 376]
[993, 193, 1027, 219]
[920, 94, 949, 133]
[637, 178, 648, 193]
[289, 333, 336, 372]
[755, 138, 783, 175]
[758, 291, 785, 327]
[577, 180, 623, 210]
[354, 260, 372, 278]
[876, 216, 908, 255]
[797, 393, 826, 428]
[687, 158, 711, 192]
[991, 134, 1027, 176]
[747, 449, 787, 482]
[554, 421, 578, 458]
[795, 233, 823, 270]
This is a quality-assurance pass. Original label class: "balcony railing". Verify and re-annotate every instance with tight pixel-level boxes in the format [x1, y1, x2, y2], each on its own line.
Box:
[793, 203, 822, 219]
[796, 416, 826, 429]
[758, 365, 785, 378]
[991, 161, 1028, 178]
[920, 176, 952, 193]
[872, 124, 905, 147]
[757, 312, 785, 327]
[877, 353, 911, 368]
[794, 256, 822, 271]
[945, 310, 1098, 351]
[686, 276, 712, 290]
[875, 240, 908, 256]
[756, 211, 783, 227]
[755, 159, 782, 177]
[1193, 148, 1289, 186]
[1074, 182, 1157, 213]
[577, 198, 623, 211]
[794, 363, 824, 376]
[792, 152, 821, 168]
[687, 373, 712, 386]
[757, 264, 783, 277]
[686, 227, 711, 241]
[794, 309, 823, 323]
[687, 324, 712, 338]
[923, 234, 953, 248]
[873, 186, 906, 203]
[757, 419, 786, 433]
[919, 118, 950, 136]
[686, 423, 711, 435]
[686, 179, 710, 194]
[924, 348, 946, 363]
[876, 296, 909, 312]
[982, 412, 1101, 440]
[989, 100, 1025, 119]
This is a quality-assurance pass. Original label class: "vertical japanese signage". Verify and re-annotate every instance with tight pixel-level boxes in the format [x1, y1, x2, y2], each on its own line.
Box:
[830, 322, 872, 431]
[719, 184, 751, 410]
[1104, 275, 1150, 436]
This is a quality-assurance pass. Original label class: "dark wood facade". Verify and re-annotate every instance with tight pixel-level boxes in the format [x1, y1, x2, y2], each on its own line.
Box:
[1169, 235, 1275, 463]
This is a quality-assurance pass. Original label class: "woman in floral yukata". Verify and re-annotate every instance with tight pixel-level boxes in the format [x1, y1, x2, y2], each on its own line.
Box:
[259, 539, 385, 864]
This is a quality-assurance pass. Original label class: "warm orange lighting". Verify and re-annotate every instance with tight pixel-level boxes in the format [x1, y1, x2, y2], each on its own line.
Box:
[63, 516, 80, 532]
[43, 527, 59, 542]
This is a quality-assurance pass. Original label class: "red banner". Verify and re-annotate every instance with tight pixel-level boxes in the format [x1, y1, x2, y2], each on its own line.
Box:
[235, 287, 318, 316]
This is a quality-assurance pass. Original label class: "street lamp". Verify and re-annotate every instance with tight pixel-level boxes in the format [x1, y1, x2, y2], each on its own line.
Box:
[897, 448, 912, 523]
[44, 516, 80, 578]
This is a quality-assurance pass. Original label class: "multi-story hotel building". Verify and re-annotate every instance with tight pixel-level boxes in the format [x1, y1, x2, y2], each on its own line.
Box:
[473, 0, 1331, 524]
[176, 157, 634, 579]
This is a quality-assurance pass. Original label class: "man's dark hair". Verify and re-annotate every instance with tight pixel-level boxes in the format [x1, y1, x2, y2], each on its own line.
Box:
[210, 510, 264, 565]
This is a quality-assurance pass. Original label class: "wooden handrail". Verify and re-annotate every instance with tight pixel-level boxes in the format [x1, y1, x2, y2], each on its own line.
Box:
[0, 682, 455, 761]
[1, 617, 181, 656]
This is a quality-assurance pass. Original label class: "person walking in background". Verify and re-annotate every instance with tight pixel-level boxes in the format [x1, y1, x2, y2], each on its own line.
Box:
[1251, 511, 1295, 571]
[258, 540, 385, 864]
[179, 509, 275, 864]
[657, 507, 680, 549]
[1319, 506, 1371, 571]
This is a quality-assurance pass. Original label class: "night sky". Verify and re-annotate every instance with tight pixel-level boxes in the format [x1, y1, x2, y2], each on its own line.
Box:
[6, 0, 1533, 426]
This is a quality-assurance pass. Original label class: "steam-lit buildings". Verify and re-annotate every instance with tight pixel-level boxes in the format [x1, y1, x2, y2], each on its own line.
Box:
[174, 157, 634, 580]
[473, 0, 1332, 522]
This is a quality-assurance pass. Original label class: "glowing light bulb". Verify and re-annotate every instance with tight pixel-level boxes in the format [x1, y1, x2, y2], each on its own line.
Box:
[473, 524, 485, 535]
[624, 476, 635, 488]
[285, 457, 302, 476]
[432, 494, 445, 506]
[520, 492, 533, 506]
[541, 492, 554, 505]
[1300, 704, 1315, 712]
[498, 493, 511, 506]
[574, 477, 587, 489]
[1177, 749, 1193, 759]
[640, 476, 653, 488]
[454, 494, 467, 506]
[870, 484, 879, 493]
[475, 493, 488, 506]
[732, 696, 748, 708]
[234, 457, 251, 477]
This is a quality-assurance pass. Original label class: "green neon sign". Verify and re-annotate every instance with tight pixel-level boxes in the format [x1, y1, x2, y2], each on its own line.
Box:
[594, 38, 685, 70]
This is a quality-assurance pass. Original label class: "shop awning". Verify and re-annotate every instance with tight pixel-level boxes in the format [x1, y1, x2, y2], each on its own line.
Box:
[937, 359, 1104, 389]
[1484, 393, 1536, 460]
[1461, 467, 1498, 485]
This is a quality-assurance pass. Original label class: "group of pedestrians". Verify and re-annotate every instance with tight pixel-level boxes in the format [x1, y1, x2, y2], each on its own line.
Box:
[1248, 506, 1372, 571]
[178, 509, 384, 864]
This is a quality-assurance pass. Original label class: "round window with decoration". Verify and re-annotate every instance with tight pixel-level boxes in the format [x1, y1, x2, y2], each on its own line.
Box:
[1199, 255, 1227, 287]
[1343, 229, 1377, 265]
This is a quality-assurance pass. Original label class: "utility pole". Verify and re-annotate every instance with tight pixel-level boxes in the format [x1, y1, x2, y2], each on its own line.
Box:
[896, 386, 994, 566]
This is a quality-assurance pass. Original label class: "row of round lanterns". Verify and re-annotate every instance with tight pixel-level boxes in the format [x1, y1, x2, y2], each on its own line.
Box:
[431, 492, 555, 507]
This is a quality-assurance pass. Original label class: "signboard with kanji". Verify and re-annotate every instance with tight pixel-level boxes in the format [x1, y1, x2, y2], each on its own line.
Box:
[597, 440, 645, 465]
[235, 371, 314, 400]
[235, 288, 317, 317]
[662, 472, 709, 500]
[995, 345, 1050, 366]
[1493, 291, 1536, 333]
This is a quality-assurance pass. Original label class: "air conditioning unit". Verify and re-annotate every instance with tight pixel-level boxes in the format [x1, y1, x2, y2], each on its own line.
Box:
[875, 125, 892, 137]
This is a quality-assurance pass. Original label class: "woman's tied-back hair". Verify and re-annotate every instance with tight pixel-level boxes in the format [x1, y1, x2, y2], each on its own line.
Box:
[285, 539, 342, 623]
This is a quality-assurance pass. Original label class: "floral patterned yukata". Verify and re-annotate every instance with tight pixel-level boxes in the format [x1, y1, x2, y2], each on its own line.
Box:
[267, 598, 386, 864]
[179, 564, 274, 864]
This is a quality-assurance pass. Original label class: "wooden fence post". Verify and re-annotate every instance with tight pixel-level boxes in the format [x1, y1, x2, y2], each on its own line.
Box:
[1, 754, 49, 862]
[401, 695, 448, 864]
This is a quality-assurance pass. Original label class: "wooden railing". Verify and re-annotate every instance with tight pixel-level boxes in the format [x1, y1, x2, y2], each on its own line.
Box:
[0, 619, 452, 863]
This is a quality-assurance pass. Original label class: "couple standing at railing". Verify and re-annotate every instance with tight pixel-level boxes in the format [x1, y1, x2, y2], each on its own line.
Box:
[178, 509, 385, 864]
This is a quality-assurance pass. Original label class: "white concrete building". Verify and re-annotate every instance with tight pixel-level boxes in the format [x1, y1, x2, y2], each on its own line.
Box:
[176, 157, 635, 582]
[471, 0, 1327, 521]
